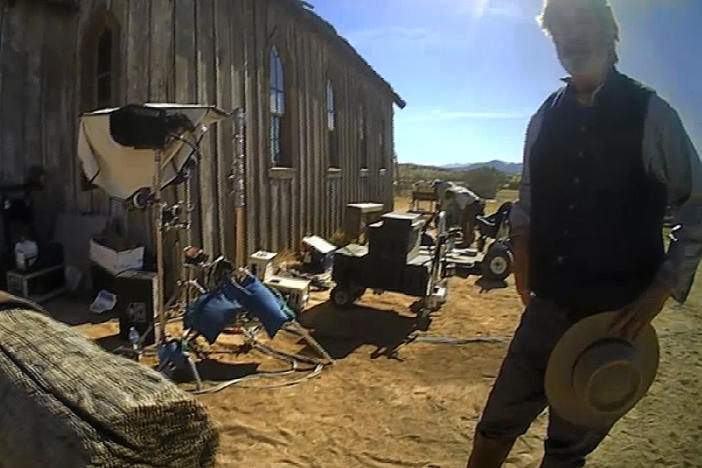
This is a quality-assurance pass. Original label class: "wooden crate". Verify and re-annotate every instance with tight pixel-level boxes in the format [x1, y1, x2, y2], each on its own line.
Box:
[6, 264, 66, 303]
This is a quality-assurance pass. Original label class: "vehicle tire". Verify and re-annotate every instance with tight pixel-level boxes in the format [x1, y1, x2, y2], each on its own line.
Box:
[482, 243, 513, 281]
[331, 286, 354, 307]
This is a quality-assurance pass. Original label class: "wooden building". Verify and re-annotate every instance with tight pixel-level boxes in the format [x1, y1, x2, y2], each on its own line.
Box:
[0, 0, 404, 269]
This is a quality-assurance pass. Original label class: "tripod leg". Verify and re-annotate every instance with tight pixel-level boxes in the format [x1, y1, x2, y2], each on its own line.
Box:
[286, 320, 335, 365]
[186, 355, 203, 390]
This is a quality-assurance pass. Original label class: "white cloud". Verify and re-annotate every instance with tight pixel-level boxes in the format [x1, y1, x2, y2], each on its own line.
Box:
[397, 108, 531, 124]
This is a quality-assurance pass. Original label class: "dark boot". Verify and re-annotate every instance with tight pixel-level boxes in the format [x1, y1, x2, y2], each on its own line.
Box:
[466, 432, 516, 468]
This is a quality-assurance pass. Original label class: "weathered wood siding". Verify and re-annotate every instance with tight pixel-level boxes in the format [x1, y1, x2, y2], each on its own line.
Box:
[242, 0, 396, 255]
[0, 0, 397, 271]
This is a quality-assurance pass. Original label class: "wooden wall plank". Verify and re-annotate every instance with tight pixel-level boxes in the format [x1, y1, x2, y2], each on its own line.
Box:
[122, 0, 152, 246]
[83, 0, 111, 216]
[243, 0, 259, 254]
[338, 178, 342, 233]
[22, 7, 52, 239]
[281, 180, 291, 249]
[347, 78, 354, 205]
[231, 0, 246, 111]
[303, 33, 314, 237]
[0, 1, 28, 185]
[0, 6, 5, 154]
[107, 0, 132, 237]
[174, 0, 202, 250]
[338, 178, 343, 230]
[215, 0, 235, 257]
[295, 27, 306, 242]
[174, 0, 197, 104]
[327, 179, 331, 237]
[313, 40, 323, 238]
[254, 0, 268, 250]
[126, 0, 150, 104]
[0, 2, 5, 184]
[62, 8, 82, 215]
[270, 179, 279, 251]
[149, 0, 173, 102]
[340, 73, 350, 214]
[23, 10, 46, 175]
[40, 4, 80, 220]
[148, 0, 179, 281]
[311, 37, 321, 237]
[74, 0, 94, 214]
[196, 0, 219, 255]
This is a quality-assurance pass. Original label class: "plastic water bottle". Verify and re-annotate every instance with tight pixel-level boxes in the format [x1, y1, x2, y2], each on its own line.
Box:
[128, 327, 141, 361]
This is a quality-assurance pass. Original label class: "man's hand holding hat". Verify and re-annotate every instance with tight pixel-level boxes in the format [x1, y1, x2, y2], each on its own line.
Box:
[610, 283, 671, 342]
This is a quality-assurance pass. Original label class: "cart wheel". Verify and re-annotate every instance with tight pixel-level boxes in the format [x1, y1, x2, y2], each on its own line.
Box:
[483, 243, 513, 281]
[331, 286, 354, 308]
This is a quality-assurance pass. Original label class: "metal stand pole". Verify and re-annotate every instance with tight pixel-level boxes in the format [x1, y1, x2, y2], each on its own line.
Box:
[184, 166, 193, 307]
[231, 108, 246, 266]
[154, 149, 166, 345]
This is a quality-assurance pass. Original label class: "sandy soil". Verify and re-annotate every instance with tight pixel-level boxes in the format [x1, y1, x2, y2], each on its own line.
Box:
[54, 192, 701, 468]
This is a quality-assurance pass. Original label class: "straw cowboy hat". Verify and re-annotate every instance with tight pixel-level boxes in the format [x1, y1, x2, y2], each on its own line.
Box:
[545, 311, 659, 429]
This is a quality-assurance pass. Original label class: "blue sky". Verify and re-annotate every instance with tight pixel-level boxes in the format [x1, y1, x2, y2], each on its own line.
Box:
[313, 0, 702, 166]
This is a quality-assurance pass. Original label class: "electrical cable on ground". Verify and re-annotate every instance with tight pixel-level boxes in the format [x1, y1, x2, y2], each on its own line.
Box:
[404, 330, 702, 347]
[181, 323, 331, 395]
[406, 335, 511, 345]
[189, 336, 327, 395]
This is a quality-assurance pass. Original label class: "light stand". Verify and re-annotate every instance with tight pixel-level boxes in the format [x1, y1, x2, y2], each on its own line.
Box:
[153, 149, 167, 345]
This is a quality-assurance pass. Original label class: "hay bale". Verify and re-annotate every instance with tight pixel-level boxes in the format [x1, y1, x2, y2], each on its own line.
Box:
[0, 308, 218, 468]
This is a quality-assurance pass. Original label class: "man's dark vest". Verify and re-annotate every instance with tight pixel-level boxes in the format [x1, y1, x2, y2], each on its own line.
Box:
[529, 69, 667, 313]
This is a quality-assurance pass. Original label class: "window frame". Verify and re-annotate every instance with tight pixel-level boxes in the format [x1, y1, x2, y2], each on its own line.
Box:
[80, 7, 121, 113]
[269, 45, 287, 167]
[96, 28, 114, 109]
[326, 79, 340, 169]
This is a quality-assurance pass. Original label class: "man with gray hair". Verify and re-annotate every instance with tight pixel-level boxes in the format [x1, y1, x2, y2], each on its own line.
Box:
[466, 0, 702, 466]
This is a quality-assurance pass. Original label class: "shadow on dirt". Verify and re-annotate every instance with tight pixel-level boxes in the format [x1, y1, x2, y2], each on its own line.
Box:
[475, 277, 508, 293]
[297, 300, 432, 360]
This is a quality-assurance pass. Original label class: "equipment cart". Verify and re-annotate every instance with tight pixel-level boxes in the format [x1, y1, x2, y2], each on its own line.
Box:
[330, 211, 451, 313]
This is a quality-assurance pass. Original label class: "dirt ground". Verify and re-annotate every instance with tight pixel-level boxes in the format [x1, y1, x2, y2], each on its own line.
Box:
[57, 192, 701, 468]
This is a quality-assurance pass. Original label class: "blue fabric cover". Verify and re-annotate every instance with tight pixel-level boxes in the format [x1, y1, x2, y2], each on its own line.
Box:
[184, 291, 243, 344]
[220, 275, 291, 338]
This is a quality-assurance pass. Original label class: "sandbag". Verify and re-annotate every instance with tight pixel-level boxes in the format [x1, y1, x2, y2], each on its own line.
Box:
[0, 306, 218, 468]
[219, 275, 292, 338]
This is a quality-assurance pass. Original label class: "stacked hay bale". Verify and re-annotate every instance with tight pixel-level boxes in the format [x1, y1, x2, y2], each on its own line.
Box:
[0, 296, 218, 468]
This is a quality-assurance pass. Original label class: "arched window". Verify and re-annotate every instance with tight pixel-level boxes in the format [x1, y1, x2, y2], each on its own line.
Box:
[81, 9, 121, 113]
[327, 80, 339, 168]
[270, 46, 286, 165]
[96, 28, 114, 108]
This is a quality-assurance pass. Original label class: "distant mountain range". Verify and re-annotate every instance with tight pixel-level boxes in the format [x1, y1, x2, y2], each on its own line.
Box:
[442, 160, 523, 175]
